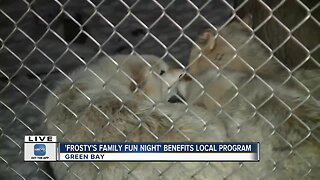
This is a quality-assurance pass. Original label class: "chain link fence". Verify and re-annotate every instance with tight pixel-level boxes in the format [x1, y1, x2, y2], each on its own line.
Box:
[0, 0, 319, 179]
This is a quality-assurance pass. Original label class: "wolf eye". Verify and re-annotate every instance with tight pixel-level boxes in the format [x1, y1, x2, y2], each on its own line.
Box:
[160, 70, 166, 75]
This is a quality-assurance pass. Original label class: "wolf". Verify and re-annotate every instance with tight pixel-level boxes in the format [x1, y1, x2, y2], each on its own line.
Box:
[177, 16, 320, 179]
[188, 15, 288, 79]
[44, 54, 233, 180]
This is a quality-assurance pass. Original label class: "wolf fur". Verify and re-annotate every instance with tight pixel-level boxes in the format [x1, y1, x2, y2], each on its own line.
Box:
[45, 54, 234, 180]
[44, 21, 319, 179]
[177, 18, 320, 179]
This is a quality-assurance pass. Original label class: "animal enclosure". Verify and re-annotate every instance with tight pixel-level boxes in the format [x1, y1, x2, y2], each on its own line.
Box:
[0, 0, 319, 179]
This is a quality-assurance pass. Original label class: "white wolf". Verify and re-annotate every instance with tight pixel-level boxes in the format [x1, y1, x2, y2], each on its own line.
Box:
[45, 54, 231, 180]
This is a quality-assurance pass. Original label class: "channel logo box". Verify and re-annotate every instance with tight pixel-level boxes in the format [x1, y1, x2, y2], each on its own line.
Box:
[24, 136, 57, 161]
[34, 144, 46, 156]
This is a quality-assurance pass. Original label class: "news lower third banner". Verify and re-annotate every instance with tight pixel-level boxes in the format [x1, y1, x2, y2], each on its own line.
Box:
[24, 136, 259, 162]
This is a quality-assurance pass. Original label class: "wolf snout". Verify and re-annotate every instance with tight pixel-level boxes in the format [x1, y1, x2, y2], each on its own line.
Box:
[162, 69, 189, 103]
[167, 74, 191, 104]
[168, 92, 185, 103]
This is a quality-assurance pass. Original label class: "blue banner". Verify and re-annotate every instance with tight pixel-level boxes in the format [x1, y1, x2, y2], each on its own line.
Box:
[59, 142, 258, 153]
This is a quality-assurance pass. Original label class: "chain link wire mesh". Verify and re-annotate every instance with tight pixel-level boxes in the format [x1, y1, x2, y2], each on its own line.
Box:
[0, 0, 319, 179]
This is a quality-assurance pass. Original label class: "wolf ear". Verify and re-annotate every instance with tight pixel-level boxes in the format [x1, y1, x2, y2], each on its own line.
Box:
[195, 28, 216, 51]
[242, 14, 253, 28]
[231, 14, 253, 31]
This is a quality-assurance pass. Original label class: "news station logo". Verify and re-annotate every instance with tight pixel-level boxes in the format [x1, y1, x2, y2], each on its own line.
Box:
[24, 135, 57, 161]
[34, 144, 46, 156]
